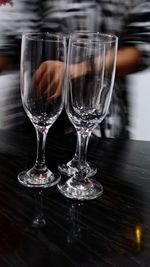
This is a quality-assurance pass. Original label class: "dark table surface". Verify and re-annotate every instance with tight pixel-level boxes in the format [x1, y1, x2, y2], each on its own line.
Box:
[0, 127, 150, 267]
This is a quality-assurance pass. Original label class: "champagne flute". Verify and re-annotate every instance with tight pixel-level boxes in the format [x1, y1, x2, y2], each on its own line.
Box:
[18, 33, 66, 188]
[57, 32, 118, 200]
[58, 32, 98, 178]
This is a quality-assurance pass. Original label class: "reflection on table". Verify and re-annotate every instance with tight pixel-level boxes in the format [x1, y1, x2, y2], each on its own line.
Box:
[0, 128, 149, 266]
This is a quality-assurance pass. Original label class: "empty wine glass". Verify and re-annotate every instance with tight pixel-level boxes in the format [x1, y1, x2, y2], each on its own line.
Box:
[57, 32, 118, 200]
[18, 33, 66, 188]
[58, 32, 97, 178]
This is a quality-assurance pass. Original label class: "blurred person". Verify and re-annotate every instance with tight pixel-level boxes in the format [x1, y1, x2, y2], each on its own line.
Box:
[0, 0, 40, 128]
[41, 0, 150, 138]
[0, 0, 150, 137]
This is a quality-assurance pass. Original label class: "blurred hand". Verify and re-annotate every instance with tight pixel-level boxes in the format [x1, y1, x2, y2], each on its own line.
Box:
[33, 57, 103, 100]
[33, 60, 65, 101]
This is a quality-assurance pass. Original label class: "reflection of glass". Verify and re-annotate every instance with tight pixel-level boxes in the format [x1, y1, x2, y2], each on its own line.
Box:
[18, 33, 66, 188]
[58, 32, 118, 200]
[32, 190, 46, 228]
[66, 202, 83, 245]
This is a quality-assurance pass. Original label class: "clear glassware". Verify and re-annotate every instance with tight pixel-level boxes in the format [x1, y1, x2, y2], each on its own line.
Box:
[58, 33, 97, 178]
[18, 33, 66, 188]
[57, 32, 118, 200]
[58, 136, 97, 177]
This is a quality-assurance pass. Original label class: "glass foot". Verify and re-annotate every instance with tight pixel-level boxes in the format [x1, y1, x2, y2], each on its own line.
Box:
[18, 168, 60, 188]
[57, 177, 103, 200]
[58, 158, 97, 178]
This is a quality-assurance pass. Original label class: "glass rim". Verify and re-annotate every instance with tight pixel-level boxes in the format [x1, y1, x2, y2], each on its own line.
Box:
[22, 32, 66, 42]
[69, 32, 118, 44]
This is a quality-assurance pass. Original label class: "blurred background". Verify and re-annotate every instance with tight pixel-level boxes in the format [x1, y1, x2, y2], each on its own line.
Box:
[129, 68, 150, 141]
[0, 0, 149, 140]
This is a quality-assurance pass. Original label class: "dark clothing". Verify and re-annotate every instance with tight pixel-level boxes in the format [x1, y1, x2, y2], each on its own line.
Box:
[41, 0, 150, 138]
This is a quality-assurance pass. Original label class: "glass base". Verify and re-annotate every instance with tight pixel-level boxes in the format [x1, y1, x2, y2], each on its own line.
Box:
[57, 177, 103, 200]
[18, 168, 60, 188]
[58, 157, 97, 178]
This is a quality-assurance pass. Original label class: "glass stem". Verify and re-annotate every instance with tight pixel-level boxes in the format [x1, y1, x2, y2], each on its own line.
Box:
[75, 132, 91, 163]
[35, 127, 48, 171]
[76, 129, 91, 181]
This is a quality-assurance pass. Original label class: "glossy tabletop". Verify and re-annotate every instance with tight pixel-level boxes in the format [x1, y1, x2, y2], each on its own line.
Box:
[0, 127, 150, 267]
